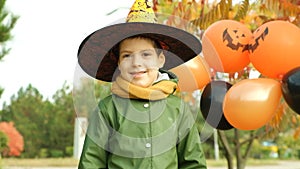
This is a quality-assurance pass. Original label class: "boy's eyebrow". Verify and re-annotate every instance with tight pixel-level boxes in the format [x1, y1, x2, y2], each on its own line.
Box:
[140, 49, 155, 53]
[120, 49, 155, 54]
[119, 50, 132, 54]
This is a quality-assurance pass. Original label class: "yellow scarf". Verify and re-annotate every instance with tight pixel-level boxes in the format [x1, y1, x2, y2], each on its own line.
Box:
[111, 76, 177, 100]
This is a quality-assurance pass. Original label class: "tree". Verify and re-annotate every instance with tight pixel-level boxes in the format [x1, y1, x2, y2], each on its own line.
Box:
[0, 0, 19, 102]
[0, 0, 18, 60]
[1, 85, 47, 157]
[47, 82, 75, 157]
[73, 77, 112, 117]
[1, 83, 76, 158]
[153, 1, 300, 169]
[0, 3, 19, 156]
[0, 122, 24, 157]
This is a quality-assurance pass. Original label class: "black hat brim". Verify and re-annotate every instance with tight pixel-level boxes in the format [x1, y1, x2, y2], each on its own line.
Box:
[78, 22, 202, 81]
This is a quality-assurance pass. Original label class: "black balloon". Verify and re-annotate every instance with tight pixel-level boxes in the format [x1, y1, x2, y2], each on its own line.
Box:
[281, 67, 300, 115]
[200, 81, 234, 130]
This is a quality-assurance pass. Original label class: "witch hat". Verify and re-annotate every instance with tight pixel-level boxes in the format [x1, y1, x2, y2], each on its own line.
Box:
[77, 0, 202, 81]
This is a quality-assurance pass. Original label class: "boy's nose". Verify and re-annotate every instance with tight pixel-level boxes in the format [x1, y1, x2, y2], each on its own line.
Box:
[131, 55, 142, 66]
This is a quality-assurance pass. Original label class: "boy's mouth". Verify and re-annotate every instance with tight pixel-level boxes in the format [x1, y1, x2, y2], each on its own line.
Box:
[131, 71, 147, 78]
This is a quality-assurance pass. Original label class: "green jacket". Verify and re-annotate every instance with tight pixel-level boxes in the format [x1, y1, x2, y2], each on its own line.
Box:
[79, 94, 207, 169]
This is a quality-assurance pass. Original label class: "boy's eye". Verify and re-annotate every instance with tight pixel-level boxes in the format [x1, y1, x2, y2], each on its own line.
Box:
[141, 52, 153, 57]
[121, 54, 130, 58]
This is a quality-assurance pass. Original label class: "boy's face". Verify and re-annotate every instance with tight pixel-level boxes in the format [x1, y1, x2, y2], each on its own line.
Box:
[118, 37, 165, 87]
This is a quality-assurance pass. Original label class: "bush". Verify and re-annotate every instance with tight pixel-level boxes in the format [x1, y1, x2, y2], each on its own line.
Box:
[65, 146, 73, 157]
[0, 122, 24, 157]
[0, 131, 8, 153]
[39, 148, 49, 158]
[49, 149, 64, 158]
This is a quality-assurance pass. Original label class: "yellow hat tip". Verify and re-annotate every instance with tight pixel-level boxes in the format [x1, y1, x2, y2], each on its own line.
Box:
[126, 0, 157, 23]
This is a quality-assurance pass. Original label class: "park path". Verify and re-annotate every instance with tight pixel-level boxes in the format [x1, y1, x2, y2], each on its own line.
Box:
[3, 167, 76, 169]
[3, 160, 300, 169]
[208, 160, 300, 169]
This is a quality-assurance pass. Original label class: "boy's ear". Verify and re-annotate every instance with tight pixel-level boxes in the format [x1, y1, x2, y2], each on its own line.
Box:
[158, 53, 166, 68]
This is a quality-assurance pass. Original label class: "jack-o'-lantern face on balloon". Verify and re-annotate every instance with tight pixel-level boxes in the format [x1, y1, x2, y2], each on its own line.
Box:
[249, 20, 300, 79]
[223, 27, 251, 52]
[247, 26, 269, 53]
[202, 20, 252, 73]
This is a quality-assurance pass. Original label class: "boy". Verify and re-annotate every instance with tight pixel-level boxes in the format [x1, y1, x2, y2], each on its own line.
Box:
[77, 0, 207, 168]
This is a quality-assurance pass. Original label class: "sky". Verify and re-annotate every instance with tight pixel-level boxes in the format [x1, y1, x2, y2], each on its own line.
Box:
[0, 0, 134, 105]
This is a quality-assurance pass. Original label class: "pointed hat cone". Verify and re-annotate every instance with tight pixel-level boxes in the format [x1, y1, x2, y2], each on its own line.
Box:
[126, 0, 157, 23]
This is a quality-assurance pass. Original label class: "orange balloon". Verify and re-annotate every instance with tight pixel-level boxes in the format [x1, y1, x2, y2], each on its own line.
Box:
[202, 20, 252, 73]
[223, 78, 282, 130]
[170, 56, 211, 92]
[249, 20, 300, 79]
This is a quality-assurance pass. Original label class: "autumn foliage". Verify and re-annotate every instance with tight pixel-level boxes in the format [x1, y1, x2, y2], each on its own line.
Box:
[0, 122, 24, 156]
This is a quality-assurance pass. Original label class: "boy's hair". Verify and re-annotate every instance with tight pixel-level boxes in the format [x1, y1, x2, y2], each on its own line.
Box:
[111, 35, 164, 60]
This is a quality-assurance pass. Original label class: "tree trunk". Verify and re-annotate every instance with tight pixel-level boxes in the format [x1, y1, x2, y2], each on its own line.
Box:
[235, 129, 255, 169]
[237, 159, 246, 169]
[235, 129, 243, 169]
[218, 130, 234, 169]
